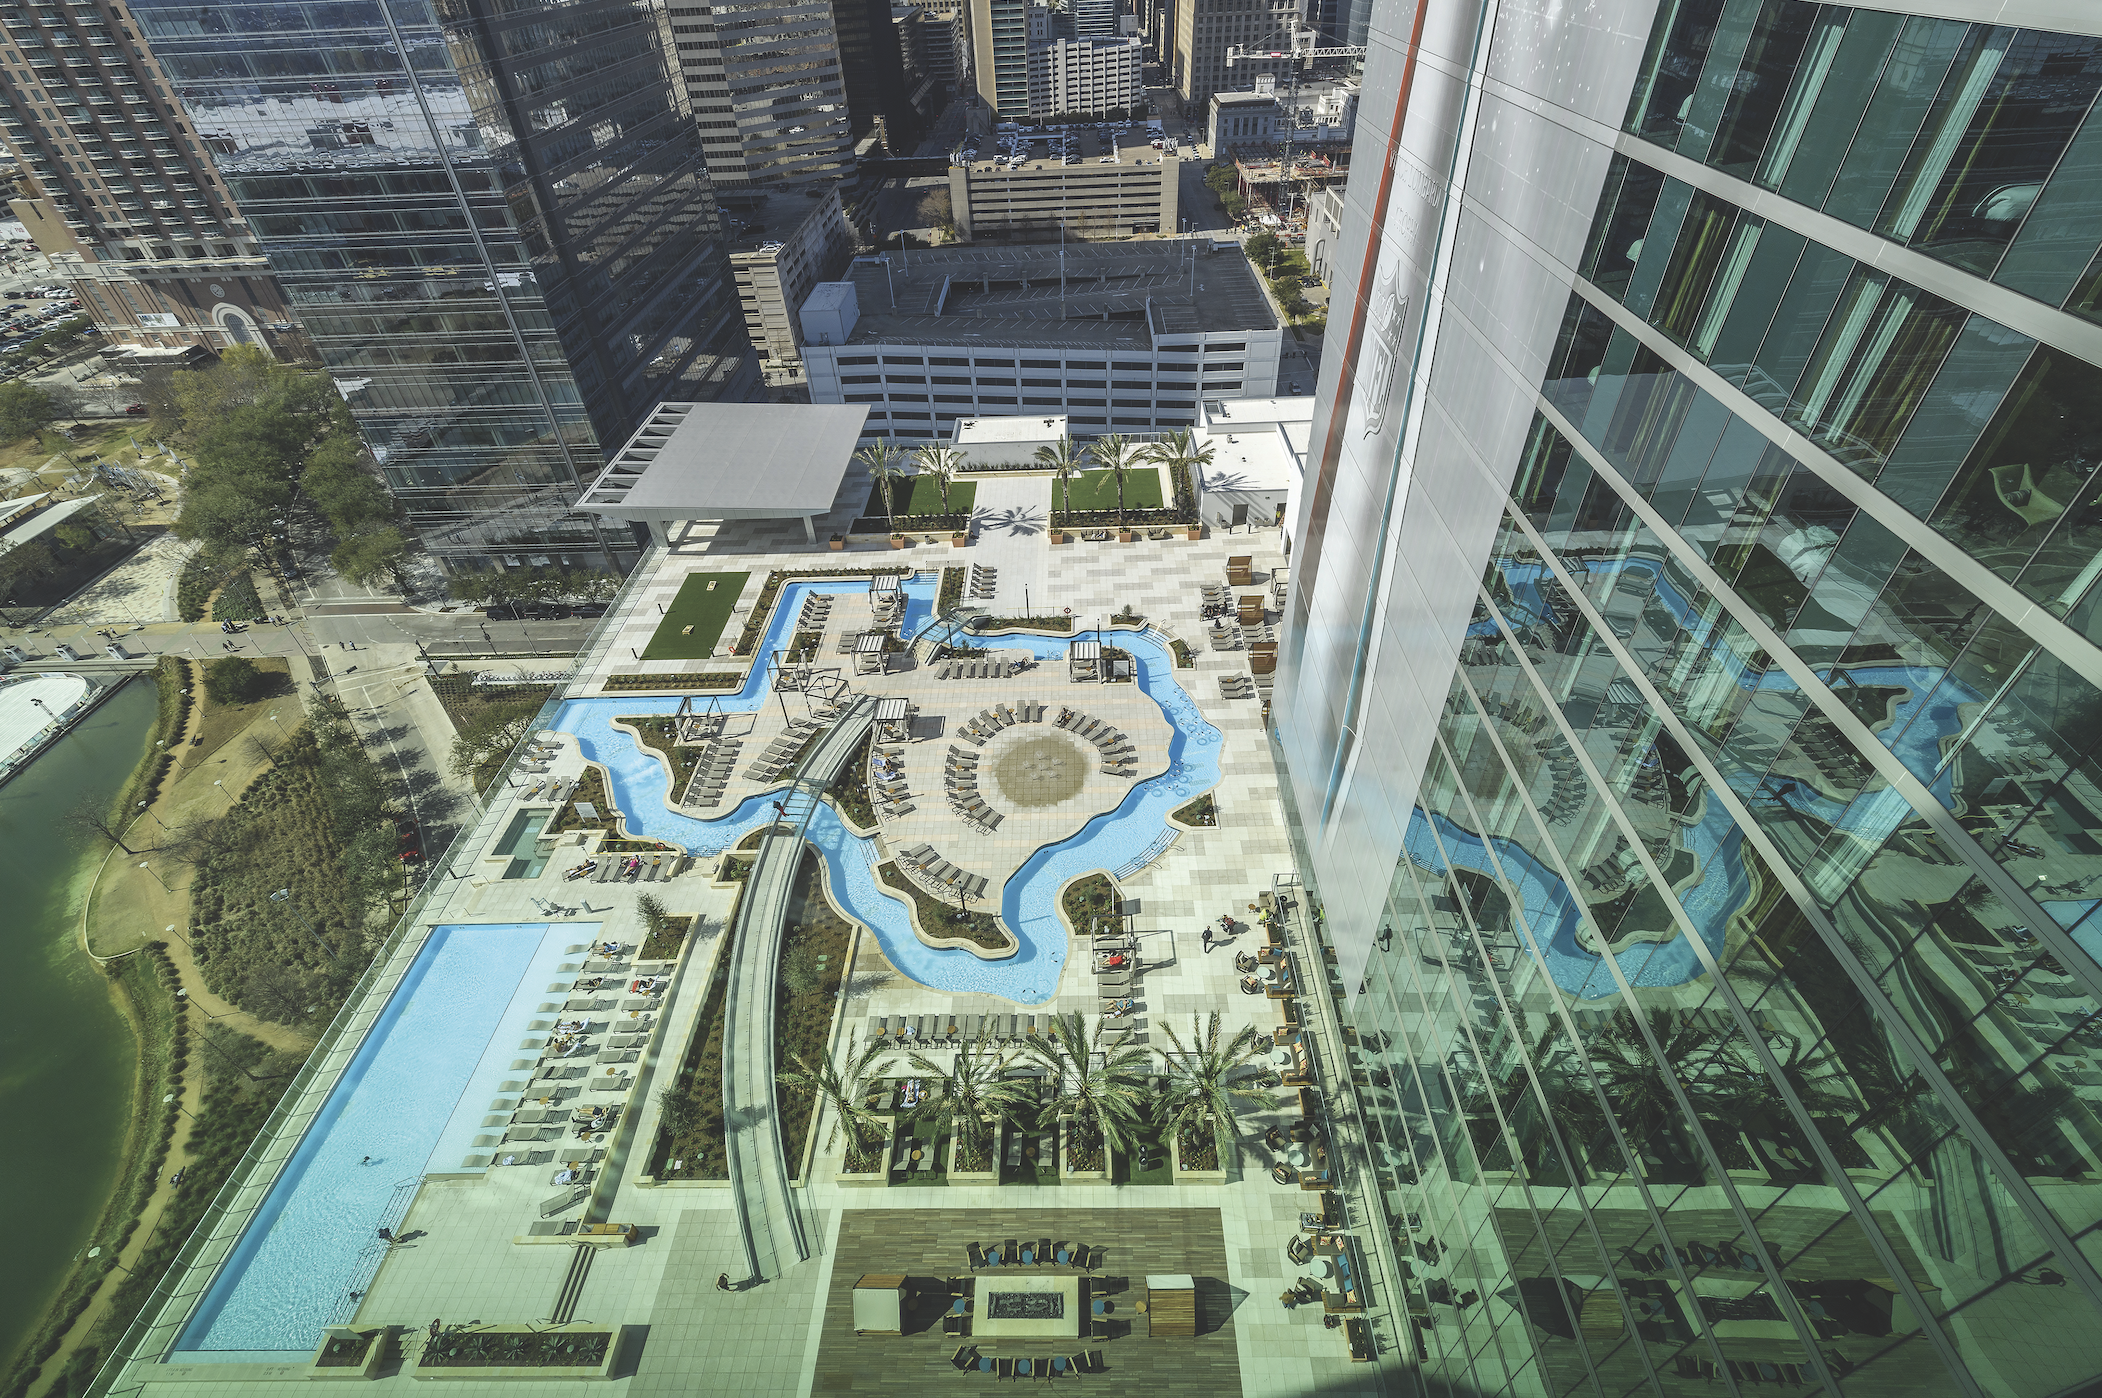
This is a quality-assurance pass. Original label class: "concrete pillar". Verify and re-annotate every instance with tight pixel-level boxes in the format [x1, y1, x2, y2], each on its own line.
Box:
[802, 515, 817, 542]
[646, 518, 670, 547]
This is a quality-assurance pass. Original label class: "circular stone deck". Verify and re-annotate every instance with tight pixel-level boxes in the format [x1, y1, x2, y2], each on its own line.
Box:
[992, 735, 1089, 807]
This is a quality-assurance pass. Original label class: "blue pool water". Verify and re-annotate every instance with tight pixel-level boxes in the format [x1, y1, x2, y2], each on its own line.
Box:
[551, 574, 1222, 1002]
[175, 923, 587, 1358]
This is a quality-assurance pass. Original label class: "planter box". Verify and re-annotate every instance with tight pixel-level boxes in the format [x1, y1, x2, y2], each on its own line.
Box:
[1117, 529, 1135, 542]
[1171, 1133, 1227, 1186]
[949, 1125, 999, 1184]
[1185, 525, 1203, 540]
[1061, 1127, 1109, 1184]
[950, 533, 967, 547]
[829, 538, 846, 550]
[1049, 530, 1067, 543]
[835, 1115, 895, 1187]
[409, 1325, 623, 1381]
[307, 1327, 393, 1380]
[889, 536, 908, 550]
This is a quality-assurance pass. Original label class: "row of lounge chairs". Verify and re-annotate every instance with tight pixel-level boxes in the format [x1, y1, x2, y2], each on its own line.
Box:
[958, 701, 1044, 746]
[894, 842, 990, 899]
[743, 717, 821, 783]
[871, 742, 914, 819]
[869, 1012, 1046, 1044]
[950, 1350, 1107, 1377]
[970, 562, 997, 600]
[935, 658, 1021, 679]
[966, 1239, 1102, 1269]
[939, 749, 999, 830]
[1054, 708, 1136, 776]
[798, 595, 832, 628]
[1218, 673, 1257, 700]
[684, 734, 741, 809]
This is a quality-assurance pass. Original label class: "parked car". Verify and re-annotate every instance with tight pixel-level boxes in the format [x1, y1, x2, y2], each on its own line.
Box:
[125, 402, 148, 415]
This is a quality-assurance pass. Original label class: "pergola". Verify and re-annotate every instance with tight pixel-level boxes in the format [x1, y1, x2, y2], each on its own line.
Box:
[1068, 638, 1101, 683]
[574, 402, 870, 545]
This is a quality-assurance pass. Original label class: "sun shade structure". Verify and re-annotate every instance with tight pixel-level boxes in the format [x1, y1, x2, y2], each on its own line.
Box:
[575, 402, 871, 543]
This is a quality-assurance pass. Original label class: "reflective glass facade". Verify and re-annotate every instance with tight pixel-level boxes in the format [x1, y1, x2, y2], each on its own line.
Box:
[128, 0, 753, 569]
[1279, 0, 2102, 1393]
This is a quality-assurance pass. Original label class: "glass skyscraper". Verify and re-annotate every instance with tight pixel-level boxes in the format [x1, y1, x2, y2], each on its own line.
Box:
[1278, 0, 2102, 1393]
[127, 0, 754, 572]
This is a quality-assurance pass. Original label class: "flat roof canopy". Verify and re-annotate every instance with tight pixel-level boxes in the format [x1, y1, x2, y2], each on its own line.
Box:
[575, 402, 871, 524]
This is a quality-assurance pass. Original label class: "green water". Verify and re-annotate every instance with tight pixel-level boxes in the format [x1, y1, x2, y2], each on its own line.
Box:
[0, 678, 155, 1372]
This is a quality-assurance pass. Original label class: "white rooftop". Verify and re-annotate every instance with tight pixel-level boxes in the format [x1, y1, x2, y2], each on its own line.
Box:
[3, 493, 100, 549]
[954, 415, 1068, 446]
[576, 403, 872, 523]
[0, 672, 90, 770]
[1200, 396, 1316, 429]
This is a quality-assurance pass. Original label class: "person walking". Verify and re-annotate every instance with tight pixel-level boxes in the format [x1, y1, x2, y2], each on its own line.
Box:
[1199, 925, 1213, 954]
[715, 1273, 732, 1292]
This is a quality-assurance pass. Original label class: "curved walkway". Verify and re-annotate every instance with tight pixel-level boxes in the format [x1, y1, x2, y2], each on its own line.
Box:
[723, 694, 875, 1281]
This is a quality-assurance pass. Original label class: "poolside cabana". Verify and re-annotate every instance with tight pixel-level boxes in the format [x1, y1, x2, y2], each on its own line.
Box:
[873, 696, 911, 742]
[852, 631, 890, 675]
[574, 401, 871, 545]
[1068, 638, 1101, 683]
[868, 573, 902, 624]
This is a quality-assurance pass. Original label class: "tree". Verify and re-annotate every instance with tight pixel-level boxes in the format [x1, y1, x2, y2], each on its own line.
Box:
[854, 440, 911, 533]
[447, 697, 544, 782]
[780, 1033, 896, 1169]
[1026, 1012, 1153, 1164]
[1204, 163, 1239, 197]
[64, 797, 138, 856]
[0, 380, 56, 443]
[301, 437, 393, 537]
[0, 539, 57, 597]
[243, 960, 322, 1027]
[1245, 230, 1282, 268]
[1222, 191, 1248, 221]
[1154, 1012, 1278, 1170]
[1091, 433, 1138, 525]
[916, 186, 953, 229]
[905, 1024, 1036, 1170]
[1033, 436, 1085, 521]
[1142, 427, 1214, 514]
[204, 655, 270, 705]
[332, 526, 409, 590]
[446, 571, 498, 607]
[53, 520, 95, 552]
[913, 442, 962, 517]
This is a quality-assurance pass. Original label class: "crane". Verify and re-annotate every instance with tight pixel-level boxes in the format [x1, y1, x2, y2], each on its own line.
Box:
[1223, 26, 1366, 228]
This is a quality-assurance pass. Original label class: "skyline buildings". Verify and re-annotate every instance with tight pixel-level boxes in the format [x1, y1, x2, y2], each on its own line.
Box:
[126, 0, 755, 574]
[0, 0, 299, 356]
[1276, 0, 2102, 1392]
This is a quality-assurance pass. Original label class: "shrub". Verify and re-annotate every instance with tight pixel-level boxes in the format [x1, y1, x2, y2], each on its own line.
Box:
[203, 656, 268, 705]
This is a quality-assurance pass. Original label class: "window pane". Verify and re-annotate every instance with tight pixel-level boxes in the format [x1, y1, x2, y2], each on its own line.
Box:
[1768, 9, 1905, 205]
[1742, 241, 1856, 409]
[1705, 223, 1806, 374]
[1873, 314, 2035, 520]
[1821, 17, 1970, 231]
[1923, 346, 2102, 583]
[1651, 189, 1740, 345]
[1874, 28, 2102, 276]
[1583, 157, 1665, 299]
[1993, 95, 2102, 308]
[1783, 512, 1907, 670]
[1625, 179, 1695, 319]
[1707, 0, 1821, 179]
[1626, 0, 1729, 144]
[1676, 0, 1763, 164]
[1782, 269, 1965, 478]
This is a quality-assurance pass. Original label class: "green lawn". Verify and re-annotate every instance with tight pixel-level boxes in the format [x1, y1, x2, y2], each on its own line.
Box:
[1058, 467, 1164, 513]
[864, 474, 978, 518]
[641, 570, 749, 660]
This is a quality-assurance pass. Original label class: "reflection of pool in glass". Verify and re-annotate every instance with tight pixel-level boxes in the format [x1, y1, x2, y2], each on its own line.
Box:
[549, 573, 1220, 1003]
[493, 809, 550, 879]
[175, 923, 588, 1359]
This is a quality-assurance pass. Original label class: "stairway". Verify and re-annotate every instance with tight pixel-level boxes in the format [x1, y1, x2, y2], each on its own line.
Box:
[549, 1245, 594, 1324]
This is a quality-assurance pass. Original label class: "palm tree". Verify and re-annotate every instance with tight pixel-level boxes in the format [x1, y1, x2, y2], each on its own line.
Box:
[1091, 433, 1138, 526]
[1155, 1012, 1278, 1171]
[905, 1024, 1035, 1170]
[913, 442, 963, 518]
[1033, 435, 1085, 525]
[1142, 427, 1214, 516]
[781, 1033, 895, 1170]
[854, 439, 910, 534]
[1026, 1012, 1152, 1168]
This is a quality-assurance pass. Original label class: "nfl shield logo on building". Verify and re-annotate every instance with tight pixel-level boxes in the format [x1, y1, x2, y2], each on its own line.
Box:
[1361, 262, 1408, 439]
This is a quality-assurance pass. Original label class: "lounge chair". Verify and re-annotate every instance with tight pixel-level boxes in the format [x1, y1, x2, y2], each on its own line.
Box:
[1078, 1350, 1104, 1373]
[951, 1346, 977, 1371]
[996, 1359, 1015, 1379]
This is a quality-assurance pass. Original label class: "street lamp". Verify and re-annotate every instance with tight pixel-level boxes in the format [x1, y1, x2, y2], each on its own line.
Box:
[213, 778, 229, 809]
[135, 799, 163, 830]
[162, 1091, 197, 1122]
[137, 861, 169, 891]
[270, 886, 340, 961]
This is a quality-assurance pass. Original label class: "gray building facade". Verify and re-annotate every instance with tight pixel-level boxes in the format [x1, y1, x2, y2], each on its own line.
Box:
[129, 0, 754, 572]
[1277, 0, 2102, 1394]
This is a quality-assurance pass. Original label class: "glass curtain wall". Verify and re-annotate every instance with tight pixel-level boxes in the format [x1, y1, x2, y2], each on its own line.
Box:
[129, 0, 752, 571]
[1326, 4, 2102, 1395]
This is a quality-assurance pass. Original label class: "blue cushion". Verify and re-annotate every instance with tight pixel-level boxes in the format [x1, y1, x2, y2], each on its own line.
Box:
[979, 1358, 993, 1372]
[1017, 1360, 1033, 1377]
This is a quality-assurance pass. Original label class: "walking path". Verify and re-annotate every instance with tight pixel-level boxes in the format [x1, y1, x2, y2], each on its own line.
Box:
[965, 475, 1050, 614]
[722, 696, 874, 1281]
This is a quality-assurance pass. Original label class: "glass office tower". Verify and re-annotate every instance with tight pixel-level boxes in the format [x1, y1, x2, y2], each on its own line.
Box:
[1278, 0, 2102, 1393]
[127, 0, 754, 572]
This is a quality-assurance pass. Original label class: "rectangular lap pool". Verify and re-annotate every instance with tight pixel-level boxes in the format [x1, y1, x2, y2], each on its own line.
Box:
[172, 921, 595, 1360]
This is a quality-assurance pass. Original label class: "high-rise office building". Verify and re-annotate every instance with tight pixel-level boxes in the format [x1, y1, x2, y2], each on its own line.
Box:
[971, 0, 1034, 119]
[671, 0, 856, 190]
[1171, 0, 1298, 112]
[128, 0, 754, 573]
[832, 0, 926, 152]
[1279, 0, 2102, 1394]
[0, 0, 296, 356]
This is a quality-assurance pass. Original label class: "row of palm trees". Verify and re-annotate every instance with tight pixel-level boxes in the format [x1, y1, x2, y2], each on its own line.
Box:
[849, 430, 1216, 535]
[784, 1011, 1276, 1176]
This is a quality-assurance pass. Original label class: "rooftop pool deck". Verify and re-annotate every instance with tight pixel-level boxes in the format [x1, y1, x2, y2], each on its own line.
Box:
[552, 577, 1222, 1003]
[172, 922, 593, 1360]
